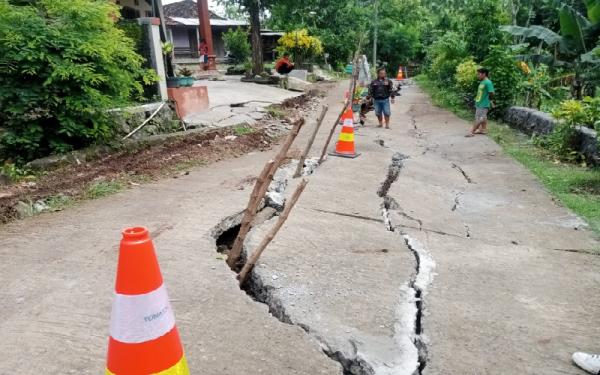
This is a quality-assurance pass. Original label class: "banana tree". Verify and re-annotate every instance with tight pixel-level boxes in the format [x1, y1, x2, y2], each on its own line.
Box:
[500, 0, 600, 98]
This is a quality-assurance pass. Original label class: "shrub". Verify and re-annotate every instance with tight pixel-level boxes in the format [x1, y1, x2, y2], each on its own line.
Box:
[481, 46, 521, 114]
[0, 0, 156, 163]
[536, 98, 600, 162]
[455, 59, 479, 94]
[517, 62, 552, 109]
[223, 27, 251, 64]
[427, 32, 469, 85]
[277, 29, 323, 64]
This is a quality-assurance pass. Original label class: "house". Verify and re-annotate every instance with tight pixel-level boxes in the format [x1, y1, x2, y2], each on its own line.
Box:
[162, 0, 282, 63]
[115, 0, 157, 19]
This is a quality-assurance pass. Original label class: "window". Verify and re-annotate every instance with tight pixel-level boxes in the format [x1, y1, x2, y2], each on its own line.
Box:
[145, 11, 153, 17]
[134, 0, 139, 5]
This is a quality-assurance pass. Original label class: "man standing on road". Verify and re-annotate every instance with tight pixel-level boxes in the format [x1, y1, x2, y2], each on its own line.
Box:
[466, 68, 495, 137]
[368, 67, 396, 129]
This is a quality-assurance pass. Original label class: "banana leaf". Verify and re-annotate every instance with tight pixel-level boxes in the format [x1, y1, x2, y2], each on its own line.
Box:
[585, 0, 600, 25]
[581, 47, 600, 63]
[500, 25, 562, 46]
[559, 4, 591, 53]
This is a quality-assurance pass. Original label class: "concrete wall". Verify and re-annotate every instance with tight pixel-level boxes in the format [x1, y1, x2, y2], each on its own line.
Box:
[504, 106, 599, 165]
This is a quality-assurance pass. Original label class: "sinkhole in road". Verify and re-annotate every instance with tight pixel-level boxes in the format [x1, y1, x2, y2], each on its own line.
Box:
[215, 224, 240, 254]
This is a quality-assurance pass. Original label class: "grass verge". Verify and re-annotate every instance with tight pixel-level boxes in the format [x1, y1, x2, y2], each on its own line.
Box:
[415, 74, 600, 237]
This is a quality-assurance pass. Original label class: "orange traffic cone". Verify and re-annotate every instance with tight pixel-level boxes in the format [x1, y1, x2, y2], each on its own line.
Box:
[396, 66, 404, 80]
[105, 227, 189, 375]
[330, 107, 360, 158]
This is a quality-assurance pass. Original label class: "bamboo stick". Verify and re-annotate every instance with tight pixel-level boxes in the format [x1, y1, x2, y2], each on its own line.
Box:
[318, 45, 364, 164]
[293, 105, 328, 178]
[238, 179, 309, 285]
[227, 118, 305, 268]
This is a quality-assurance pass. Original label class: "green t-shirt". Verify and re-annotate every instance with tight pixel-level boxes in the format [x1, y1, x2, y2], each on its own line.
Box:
[475, 78, 495, 108]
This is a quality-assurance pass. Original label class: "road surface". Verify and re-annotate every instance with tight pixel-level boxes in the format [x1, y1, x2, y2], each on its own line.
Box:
[0, 81, 598, 374]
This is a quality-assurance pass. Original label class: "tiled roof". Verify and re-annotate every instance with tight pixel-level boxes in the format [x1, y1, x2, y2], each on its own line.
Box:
[163, 0, 225, 19]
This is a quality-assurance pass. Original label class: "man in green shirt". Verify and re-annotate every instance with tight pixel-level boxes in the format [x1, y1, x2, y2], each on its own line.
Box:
[466, 68, 495, 137]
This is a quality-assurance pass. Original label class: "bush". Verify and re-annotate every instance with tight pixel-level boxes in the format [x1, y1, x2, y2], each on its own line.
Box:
[455, 59, 479, 93]
[427, 32, 469, 85]
[277, 29, 323, 64]
[223, 27, 251, 64]
[0, 0, 156, 163]
[536, 98, 600, 162]
[552, 97, 600, 131]
[481, 46, 521, 114]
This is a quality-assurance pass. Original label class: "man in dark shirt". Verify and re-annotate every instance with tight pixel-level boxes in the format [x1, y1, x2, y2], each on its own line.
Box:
[368, 68, 396, 129]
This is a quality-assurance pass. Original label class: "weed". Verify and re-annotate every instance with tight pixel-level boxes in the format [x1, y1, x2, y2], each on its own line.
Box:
[266, 105, 285, 119]
[1, 163, 33, 183]
[83, 180, 124, 199]
[45, 194, 74, 211]
[233, 126, 254, 136]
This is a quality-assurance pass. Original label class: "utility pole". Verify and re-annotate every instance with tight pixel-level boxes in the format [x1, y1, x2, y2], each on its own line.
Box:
[372, 0, 378, 68]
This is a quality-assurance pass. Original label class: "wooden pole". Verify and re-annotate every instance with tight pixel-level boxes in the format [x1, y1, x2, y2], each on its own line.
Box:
[293, 105, 328, 178]
[227, 118, 305, 268]
[238, 179, 309, 285]
[318, 54, 361, 164]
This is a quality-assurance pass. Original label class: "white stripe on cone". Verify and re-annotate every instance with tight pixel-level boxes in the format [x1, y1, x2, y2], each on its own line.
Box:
[110, 284, 176, 344]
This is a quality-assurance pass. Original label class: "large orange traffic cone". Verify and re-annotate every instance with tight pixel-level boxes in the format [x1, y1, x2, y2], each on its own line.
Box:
[330, 107, 360, 158]
[106, 227, 189, 375]
[396, 66, 404, 80]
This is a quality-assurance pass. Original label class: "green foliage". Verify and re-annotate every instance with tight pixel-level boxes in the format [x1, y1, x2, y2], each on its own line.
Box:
[427, 32, 469, 85]
[178, 67, 194, 77]
[517, 62, 553, 109]
[83, 180, 124, 199]
[0, 0, 157, 163]
[223, 27, 251, 64]
[233, 125, 254, 136]
[460, 0, 509, 61]
[455, 59, 479, 94]
[553, 97, 600, 130]
[0, 162, 32, 182]
[481, 46, 521, 113]
[535, 97, 600, 161]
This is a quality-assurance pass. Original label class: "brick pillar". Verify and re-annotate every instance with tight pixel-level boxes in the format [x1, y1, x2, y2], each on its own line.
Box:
[197, 0, 216, 70]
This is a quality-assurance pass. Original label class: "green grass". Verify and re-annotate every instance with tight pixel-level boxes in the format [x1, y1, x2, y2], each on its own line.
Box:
[83, 180, 124, 199]
[489, 124, 600, 235]
[233, 125, 254, 136]
[266, 104, 285, 119]
[415, 74, 600, 237]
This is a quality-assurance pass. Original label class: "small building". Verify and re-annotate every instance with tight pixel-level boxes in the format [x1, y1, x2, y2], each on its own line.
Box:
[115, 0, 157, 19]
[162, 0, 282, 63]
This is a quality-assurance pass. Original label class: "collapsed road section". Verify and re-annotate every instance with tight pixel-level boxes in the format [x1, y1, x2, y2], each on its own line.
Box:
[210, 147, 436, 375]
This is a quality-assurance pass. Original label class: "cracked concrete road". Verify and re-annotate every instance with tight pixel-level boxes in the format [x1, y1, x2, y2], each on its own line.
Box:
[1, 81, 599, 375]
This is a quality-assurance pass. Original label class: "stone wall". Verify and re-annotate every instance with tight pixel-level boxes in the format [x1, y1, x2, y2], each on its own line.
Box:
[112, 102, 181, 139]
[504, 106, 599, 165]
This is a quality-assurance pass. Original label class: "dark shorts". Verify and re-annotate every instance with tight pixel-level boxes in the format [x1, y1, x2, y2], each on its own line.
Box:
[374, 98, 391, 117]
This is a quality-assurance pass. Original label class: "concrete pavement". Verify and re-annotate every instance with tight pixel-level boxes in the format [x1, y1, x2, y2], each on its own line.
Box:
[1, 80, 598, 375]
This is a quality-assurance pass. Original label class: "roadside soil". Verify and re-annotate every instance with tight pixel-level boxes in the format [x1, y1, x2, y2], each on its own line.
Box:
[0, 84, 331, 224]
